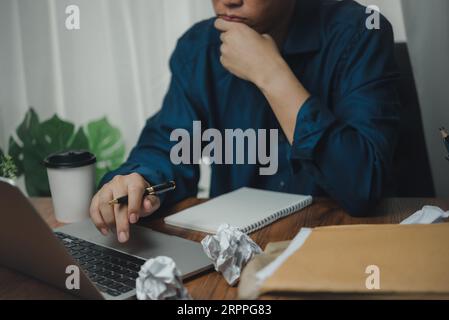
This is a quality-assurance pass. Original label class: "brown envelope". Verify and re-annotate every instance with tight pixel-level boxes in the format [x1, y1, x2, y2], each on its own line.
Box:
[260, 223, 449, 297]
[238, 241, 291, 299]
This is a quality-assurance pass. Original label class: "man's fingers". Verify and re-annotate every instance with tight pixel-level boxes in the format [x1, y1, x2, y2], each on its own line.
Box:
[141, 195, 161, 218]
[114, 204, 130, 243]
[214, 18, 235, 32]
[112, 187, 130, 243]
[89, 194, 109, 236]
[262, 34, 272, 40]
[262, 33, 277, 46]
[98, 188, 116, 230]
[89, 173, 158, 243]
[143, 198, 152, 212]
[220, 32, 228, 43]
[127, 182, 146, 224]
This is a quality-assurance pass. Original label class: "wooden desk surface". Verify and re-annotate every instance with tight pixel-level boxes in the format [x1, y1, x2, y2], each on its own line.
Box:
[1, 197, 448, 300]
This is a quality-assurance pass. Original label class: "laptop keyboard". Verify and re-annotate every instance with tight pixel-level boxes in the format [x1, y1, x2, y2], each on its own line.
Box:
[55, 232, 145, 297]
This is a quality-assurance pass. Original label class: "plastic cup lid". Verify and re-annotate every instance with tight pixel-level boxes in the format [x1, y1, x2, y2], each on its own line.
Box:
[44, 150, 96, 169]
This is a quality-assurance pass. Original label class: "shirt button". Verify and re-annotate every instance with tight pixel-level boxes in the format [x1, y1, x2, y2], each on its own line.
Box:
[280, 181, 285, 188]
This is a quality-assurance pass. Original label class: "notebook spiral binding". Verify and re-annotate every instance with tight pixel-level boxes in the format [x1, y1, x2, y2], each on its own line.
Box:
[240, 196, 313, 234]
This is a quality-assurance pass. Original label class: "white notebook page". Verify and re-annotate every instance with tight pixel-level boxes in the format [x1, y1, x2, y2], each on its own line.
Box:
[164, 187, 313, 234]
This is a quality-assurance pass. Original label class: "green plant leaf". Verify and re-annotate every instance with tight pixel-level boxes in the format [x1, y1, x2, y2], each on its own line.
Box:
[39, 115, 76, 151]
[85, 118, 125, 185]
[16, 108, 40, 145]
[0, 148, 4, 178]
[8, 108, 41, 179]
[22, 145, 50, 195]
[8, 108, 125, 195]
[8, 136, 24, 177]
[0, 153, 18, 179]
[70, 127, 90, 150]
[8, 109, 89, 196]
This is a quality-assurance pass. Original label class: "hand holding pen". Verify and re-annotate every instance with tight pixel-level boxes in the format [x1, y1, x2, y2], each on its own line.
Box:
[108, 181, 176, 205]
[90, 173, 176, 243]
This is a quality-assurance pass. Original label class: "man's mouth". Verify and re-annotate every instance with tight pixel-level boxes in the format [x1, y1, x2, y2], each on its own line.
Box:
[217, 14, 247, 23]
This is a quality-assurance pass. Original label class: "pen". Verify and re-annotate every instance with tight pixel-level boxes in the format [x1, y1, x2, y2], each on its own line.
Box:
[108, 181, 176, 205]
[439, 127, 449, 161]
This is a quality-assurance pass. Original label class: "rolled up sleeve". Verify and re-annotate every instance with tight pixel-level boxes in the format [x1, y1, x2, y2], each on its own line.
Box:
[291, 96, 337, 161]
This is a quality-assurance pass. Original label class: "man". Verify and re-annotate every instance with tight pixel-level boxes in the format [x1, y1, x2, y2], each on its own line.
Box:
[90, 0, 400, 243]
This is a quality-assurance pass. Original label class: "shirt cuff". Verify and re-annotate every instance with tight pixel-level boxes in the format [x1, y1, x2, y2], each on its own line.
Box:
[290, 96, 336, 167]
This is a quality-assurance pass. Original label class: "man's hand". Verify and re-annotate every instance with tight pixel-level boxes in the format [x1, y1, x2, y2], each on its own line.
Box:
[89, 173, 160, 243]
[215, 18, 311, 144]
[214, 18, 284, 87]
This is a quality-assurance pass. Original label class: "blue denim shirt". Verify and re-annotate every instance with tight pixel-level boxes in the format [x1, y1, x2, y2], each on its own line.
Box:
[100, 0, 400, 216]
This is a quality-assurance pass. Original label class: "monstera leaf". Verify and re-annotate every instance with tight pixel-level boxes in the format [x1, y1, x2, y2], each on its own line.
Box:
[8, 108, 125, 196]
[85, 118, 125, 185]
[8, 108, 90, 196]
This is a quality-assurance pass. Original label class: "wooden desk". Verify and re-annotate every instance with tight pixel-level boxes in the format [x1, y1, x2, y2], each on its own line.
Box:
[0, 197, 448, 300]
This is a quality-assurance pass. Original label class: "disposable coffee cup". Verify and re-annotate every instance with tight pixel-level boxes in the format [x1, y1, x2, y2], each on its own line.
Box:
[44, 150, 96, 223]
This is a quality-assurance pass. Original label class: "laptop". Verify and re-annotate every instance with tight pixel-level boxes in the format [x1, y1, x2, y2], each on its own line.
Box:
[0, 179, 212, 300]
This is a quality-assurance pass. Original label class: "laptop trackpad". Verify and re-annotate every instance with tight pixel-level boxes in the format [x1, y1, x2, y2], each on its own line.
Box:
[55, 219, 212, 277]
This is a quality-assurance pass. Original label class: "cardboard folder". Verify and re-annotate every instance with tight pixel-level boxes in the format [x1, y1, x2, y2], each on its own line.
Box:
[260, 223, 449, 296]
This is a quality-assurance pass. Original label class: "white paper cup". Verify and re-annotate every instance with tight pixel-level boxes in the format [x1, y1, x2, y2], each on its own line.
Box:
[44, 151, 96, 223]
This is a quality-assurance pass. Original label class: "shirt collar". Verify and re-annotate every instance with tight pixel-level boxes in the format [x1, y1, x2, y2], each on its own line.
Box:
[282, 0, 322, 55]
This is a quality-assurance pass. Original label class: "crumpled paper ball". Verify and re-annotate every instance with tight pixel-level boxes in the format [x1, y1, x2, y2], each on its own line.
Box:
[136, 256, 192, 300]
[201, 224, 262, 286]
[400, 206, 449, 225]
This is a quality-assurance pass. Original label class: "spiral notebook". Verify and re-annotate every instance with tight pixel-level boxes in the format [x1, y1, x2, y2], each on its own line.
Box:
[164, 187, 313, 234]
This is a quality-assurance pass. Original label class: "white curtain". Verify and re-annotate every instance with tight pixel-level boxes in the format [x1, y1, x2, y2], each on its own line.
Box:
[0, 0, 214, 151]
[0, 0, 406, 151]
